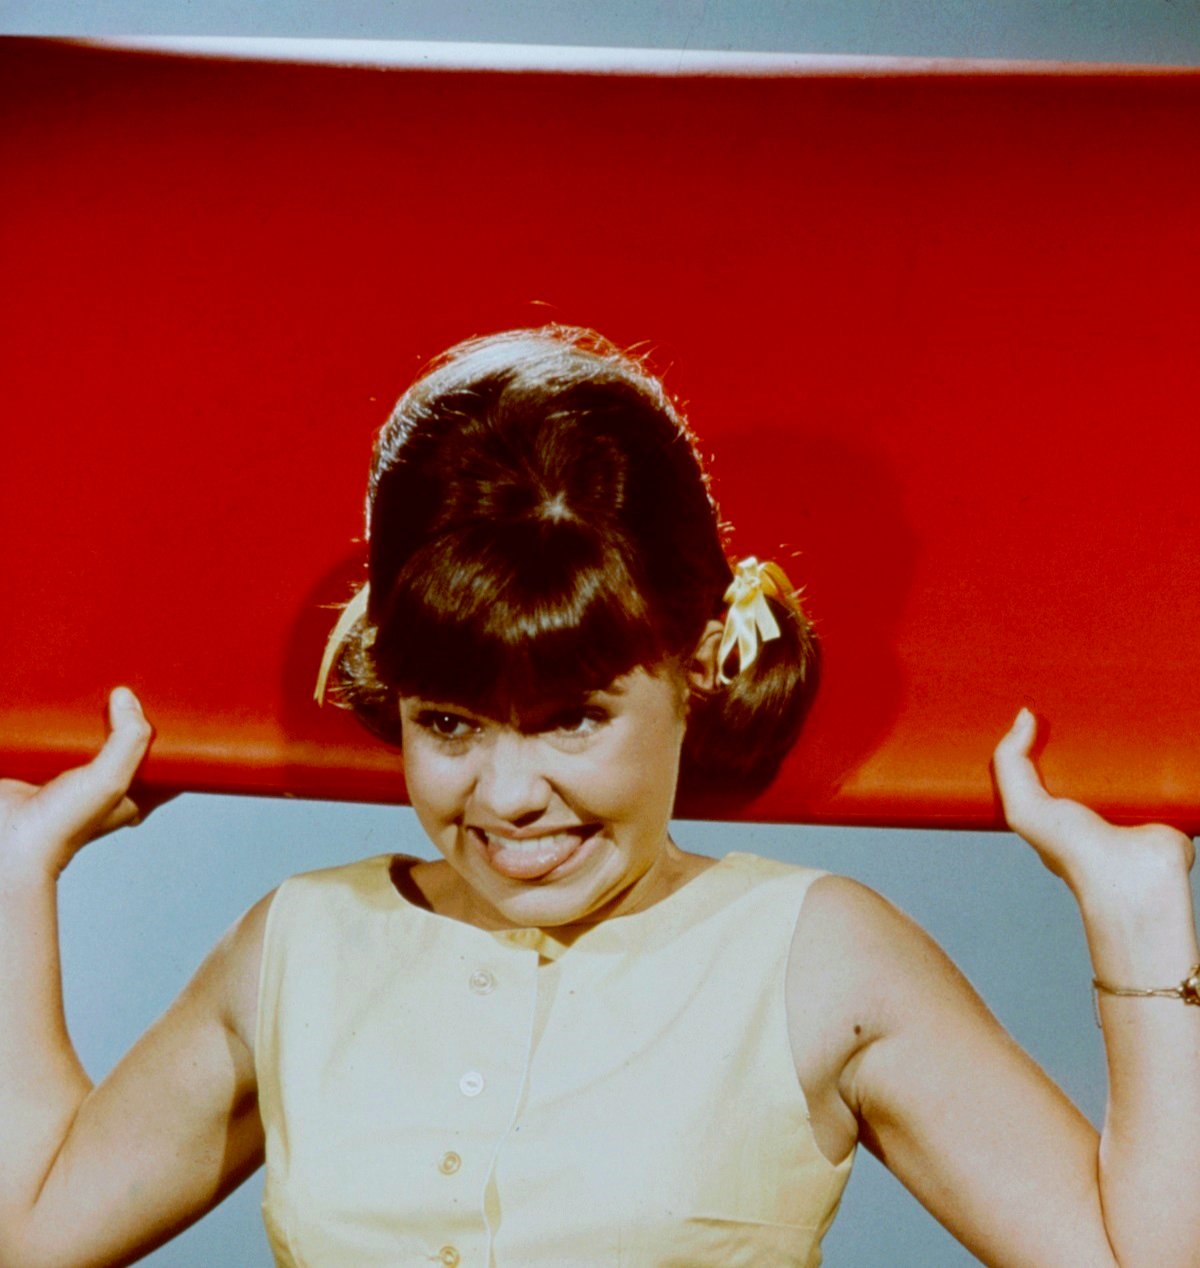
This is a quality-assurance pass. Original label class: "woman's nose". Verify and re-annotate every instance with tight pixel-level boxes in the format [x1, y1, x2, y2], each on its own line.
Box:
[475, 731, 552, 823]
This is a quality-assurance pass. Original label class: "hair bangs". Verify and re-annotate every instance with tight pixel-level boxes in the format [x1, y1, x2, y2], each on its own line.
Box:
[371, 518, 670, 720]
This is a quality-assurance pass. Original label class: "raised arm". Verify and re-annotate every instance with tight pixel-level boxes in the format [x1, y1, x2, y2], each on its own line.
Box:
[994, 708, 1200, 1265]
[788, 710, 1200, 1268]
[0, 689, 269, 1267]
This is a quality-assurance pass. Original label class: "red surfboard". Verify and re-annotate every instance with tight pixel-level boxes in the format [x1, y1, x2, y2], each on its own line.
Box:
[2, 38, 1198, 827]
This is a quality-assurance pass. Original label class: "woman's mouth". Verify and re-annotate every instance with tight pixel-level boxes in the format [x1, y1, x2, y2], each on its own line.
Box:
[472, 824, 601, 881]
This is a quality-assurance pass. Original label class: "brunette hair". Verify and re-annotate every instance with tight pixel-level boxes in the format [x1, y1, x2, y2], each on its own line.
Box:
[332, 326, 817, 795]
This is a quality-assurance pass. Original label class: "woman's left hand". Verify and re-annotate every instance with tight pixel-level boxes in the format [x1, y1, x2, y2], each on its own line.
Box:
[992, 707, 1195, 902]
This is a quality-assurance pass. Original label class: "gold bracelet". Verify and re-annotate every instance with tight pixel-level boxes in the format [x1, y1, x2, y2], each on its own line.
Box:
[1092, 964, 1200, 1005]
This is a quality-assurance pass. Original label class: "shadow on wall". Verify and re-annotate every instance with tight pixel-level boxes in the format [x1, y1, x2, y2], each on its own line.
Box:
[687, 419, 915, 819]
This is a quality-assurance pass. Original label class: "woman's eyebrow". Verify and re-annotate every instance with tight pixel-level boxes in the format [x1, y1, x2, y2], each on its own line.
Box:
[406, 699, 482, 718]
[594, 676, 631, 698]
[506, 695, 598, 730]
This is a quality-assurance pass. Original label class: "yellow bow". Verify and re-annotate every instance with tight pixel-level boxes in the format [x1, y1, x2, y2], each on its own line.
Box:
[717, 557, 795, 685]
[314, 583, 370, 704]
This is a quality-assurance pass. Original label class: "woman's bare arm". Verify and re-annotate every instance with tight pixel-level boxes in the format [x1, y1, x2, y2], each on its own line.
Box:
[789, 711, 1200, 1268]
[0, 689, 270, 1267]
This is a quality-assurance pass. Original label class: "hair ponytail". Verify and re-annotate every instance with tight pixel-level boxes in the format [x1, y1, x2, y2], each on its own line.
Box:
[681, 579, 819, 799]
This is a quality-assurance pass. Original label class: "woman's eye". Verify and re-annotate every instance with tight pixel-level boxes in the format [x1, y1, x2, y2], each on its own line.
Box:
[415, 710, 477, 741]
[549, 707, 608, 738]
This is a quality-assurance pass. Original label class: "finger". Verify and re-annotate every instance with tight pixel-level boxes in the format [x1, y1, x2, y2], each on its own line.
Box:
[991, 709, 1056, 834]
[991, 707, 1043, 794]
[29, 689, 153, 845]
[90, 787, 179, 843]
[127, 787, 179, 821]
[92, 795, 143, 839]
[88, 687, 154, 803]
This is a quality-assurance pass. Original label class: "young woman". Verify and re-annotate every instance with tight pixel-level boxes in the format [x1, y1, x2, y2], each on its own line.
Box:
[1, 327, 1197, 1267]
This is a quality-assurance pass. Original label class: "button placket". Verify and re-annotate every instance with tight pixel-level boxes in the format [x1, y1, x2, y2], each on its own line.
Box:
[459, 942, 540, 1262]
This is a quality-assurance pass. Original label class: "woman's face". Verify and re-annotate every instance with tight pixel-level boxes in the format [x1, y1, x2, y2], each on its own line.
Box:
[398, 665, 689, 929]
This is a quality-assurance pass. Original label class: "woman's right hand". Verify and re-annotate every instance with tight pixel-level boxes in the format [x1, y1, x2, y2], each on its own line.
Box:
[0, 686, 269, 1268]
[0, 686, 153, 882]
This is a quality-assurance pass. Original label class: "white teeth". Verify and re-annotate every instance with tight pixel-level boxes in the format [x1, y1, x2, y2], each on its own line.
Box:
[483, 831, 580, 852]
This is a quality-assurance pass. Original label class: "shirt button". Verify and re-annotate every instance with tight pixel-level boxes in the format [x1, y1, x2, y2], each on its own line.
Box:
[438, 1151, 462, 1175]
[459, 1070, 485, 1097]
[437, 1247, 460, 1267]
[468, 968, 496, 995]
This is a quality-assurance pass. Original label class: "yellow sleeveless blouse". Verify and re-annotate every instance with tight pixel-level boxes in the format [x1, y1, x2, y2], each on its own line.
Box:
[256, 851, 854, 1266]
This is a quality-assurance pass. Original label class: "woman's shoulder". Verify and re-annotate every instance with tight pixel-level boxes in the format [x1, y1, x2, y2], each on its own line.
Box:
[718, 848, 831, 884]
[793, 871, 949, 977]
[786, 868, 979, 1068]
[190, 885, 280, 1066]
[714, 849, 846, 913]
[273, 851, 400, 895]
[226, 855, 420, 1059]
[221, 855, 406, 1053]
[789, 870, 944, 989]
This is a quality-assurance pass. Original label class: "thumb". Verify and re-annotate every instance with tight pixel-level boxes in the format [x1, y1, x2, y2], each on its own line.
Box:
[991, 708, 1057, 839]
[91, 687, 154, 792]
[35, 687, 154, 851]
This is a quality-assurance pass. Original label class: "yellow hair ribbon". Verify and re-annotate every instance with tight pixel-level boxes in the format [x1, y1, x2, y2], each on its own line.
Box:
[313, 583, 370, 704]
[717, 557, 798, 685]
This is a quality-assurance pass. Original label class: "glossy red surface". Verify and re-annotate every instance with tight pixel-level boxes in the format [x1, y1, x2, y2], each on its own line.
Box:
[2, 39, 1198, 826]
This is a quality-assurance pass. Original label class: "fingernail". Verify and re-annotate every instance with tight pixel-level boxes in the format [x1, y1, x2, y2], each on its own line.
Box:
[112, 686, 140, 714]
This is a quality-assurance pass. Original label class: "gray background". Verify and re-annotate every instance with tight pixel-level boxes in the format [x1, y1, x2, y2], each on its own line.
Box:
[5, 2, 1200, 1265]
[4, 0, 1200, 62]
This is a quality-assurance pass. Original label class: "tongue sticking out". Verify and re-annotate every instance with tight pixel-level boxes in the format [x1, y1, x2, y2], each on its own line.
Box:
[482, 830, 593, 881]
